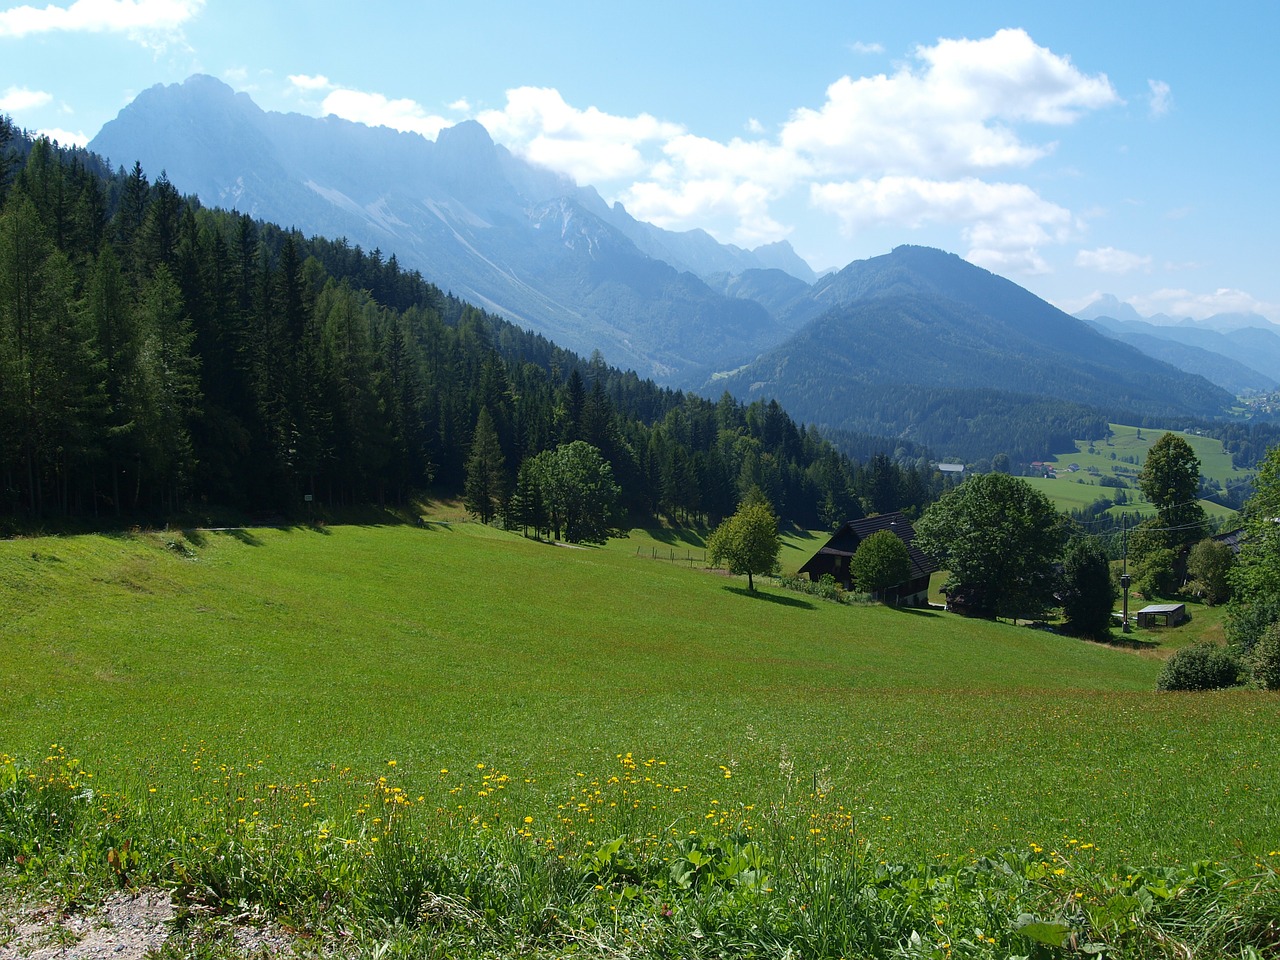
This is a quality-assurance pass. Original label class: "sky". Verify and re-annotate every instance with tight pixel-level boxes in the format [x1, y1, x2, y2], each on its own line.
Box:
[3, 0, 1279, 324]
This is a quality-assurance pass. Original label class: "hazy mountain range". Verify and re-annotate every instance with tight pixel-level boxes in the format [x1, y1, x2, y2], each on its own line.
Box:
[1075, 294, 1280, 395]
[87, 76, 1246, 460]
[90, 75, 815, 382]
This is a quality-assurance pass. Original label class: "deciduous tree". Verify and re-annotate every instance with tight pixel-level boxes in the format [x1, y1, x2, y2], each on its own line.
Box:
[849, 529, 912, 598]
[1138, 433, 1207, 549]
[528, 441, 620, 544]
[1060, 536, 1116, 639]
[1231, 443, 1280, 601]
[1186, 538, 1233, 606]
[914, 473, 1063, 621]
[707, 493, 780, 592]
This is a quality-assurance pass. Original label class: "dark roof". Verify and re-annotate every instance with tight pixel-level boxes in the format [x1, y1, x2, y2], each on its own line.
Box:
[1213, 527, 1245, 552]
[798, 511, 937, 581]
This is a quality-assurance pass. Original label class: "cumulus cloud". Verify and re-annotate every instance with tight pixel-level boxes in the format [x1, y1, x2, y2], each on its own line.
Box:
[0, 85, 52, 112]
[448, 98, 470, 113]
[781, 28, 1118, 180]
[289, 74, 333, 92]
[321, 88, 451, 139]
[850, 41, 884, 54]
[477, 86, 683, 184]
[1148, 79, 1172, 117]
[308, 29, 1118, 265]
[36, 126, 88, 146]
[602, 29, 1115, 257]
[811, 176, 1075, 273]
[0, 0, 203, 44]
[1075, 246, 1153, 274]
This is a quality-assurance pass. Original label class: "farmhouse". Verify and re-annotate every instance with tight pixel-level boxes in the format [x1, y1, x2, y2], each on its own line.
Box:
[798, 511, 936, 606]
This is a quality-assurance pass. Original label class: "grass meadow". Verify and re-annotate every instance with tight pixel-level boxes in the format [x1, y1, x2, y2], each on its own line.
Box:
[2, 520, 1277, 957]
[1026, 423, 1250, 523]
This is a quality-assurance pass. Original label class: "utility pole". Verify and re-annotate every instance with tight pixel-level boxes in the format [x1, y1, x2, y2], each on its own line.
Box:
[1120, 513, 1132, 633]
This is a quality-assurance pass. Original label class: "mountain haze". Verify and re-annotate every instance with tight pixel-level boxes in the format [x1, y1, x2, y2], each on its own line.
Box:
[88, 80, 1242, 463]
[89, 75, 808, 380]
[1078, 296, 1280, 394]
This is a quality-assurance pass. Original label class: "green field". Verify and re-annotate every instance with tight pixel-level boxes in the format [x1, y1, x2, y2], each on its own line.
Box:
[2, 521, 1276, 956]
[1024, 423, 1248, 524]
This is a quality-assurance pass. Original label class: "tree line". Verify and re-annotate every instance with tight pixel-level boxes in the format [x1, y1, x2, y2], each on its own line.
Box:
[0, 122, 954, 532]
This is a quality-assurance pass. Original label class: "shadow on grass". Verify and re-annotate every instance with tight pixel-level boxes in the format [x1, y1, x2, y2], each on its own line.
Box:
[725, 585, 815, 609]
[226, 529, 264, 547]
[781, 524, 820, 541]
[647, 528, 707, 548]
[1099, 633, 1160, 651]
[884, 605, 941, 618]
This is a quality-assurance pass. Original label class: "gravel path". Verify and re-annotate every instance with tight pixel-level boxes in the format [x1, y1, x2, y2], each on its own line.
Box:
[0, 890, 305, 959]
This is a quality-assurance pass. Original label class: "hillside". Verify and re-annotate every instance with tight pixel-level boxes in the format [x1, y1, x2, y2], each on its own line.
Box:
[1, 128, 903, 528]
[711, 247, 1234, 460]
[2, 521, 1275, 876]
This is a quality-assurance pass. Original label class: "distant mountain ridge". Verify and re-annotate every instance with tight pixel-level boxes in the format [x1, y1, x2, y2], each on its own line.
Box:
[89, 75, 812, 380]
[87, 79, 1240, 463]
[1076, 295, 1280, 394]
[709, 247, 1234, 460]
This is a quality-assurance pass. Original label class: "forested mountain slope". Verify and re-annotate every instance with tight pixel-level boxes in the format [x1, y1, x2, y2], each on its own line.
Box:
[710, 247, 1233, 461]
[0, 121, 951, 528]
[87, 75, 807, 381]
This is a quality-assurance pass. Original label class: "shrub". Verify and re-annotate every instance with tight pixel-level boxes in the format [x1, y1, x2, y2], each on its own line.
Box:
[1224, 596, 1280, 655]
[1156, 642, 1242, 692]
[1248, 622, 1280, 691]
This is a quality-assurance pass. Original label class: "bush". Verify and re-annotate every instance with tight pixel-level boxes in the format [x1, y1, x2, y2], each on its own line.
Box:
[774, 574, 872, 605]
[1248, 622, 1280, 691]
[1156, 642, 1242, 692]
[1224, 596, 1280, 655]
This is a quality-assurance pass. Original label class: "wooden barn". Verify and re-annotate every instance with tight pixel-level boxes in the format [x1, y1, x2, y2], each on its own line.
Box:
[798, 511, 937, 606]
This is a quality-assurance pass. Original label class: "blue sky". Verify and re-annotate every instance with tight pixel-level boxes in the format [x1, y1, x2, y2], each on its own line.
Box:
[3, 0, 1278, 323]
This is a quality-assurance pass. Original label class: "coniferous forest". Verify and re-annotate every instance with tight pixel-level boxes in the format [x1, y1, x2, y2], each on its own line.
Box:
[0, 122, 957, 531]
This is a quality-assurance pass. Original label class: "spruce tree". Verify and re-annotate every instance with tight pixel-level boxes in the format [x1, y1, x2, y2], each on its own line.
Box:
[464, 407, 507, 525]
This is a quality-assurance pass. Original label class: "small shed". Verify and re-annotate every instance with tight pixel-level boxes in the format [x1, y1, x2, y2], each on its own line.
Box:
[1136, 603, 1187, 628]
[797, 511, 936, 606]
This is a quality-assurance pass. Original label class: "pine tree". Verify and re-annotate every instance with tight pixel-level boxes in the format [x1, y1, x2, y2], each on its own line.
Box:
[464, 407, 507, 524]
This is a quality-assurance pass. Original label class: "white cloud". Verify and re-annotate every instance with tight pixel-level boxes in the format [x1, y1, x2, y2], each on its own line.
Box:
[0, 85, 52, 112]
[1129, 288, 1279, 323]
[36, 126, 88, 146]
[289, 74, 333, 93]
[1148, 79, 1172, 118]
[1075, 246, 1153, 274]
[811, 176, 1074, 274]
[851, 41, 884, 54]
[302, 29, 1118, 263]
[321, 88, 451, 139]
[781, 28, 1118, 180]
[0, 0, 203, 43]
[477, 86, 683, 183]
[468, 31, 1117, 260]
